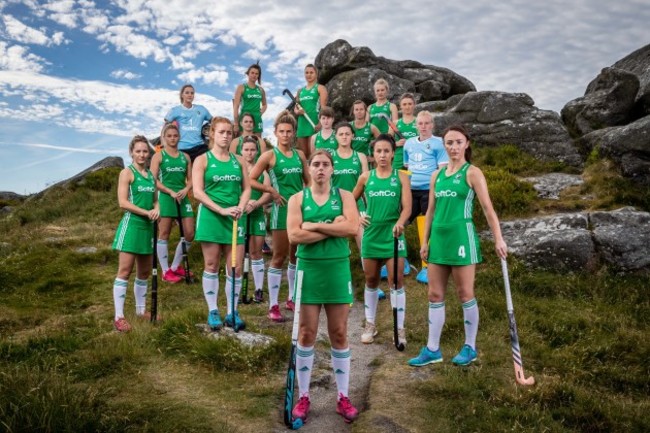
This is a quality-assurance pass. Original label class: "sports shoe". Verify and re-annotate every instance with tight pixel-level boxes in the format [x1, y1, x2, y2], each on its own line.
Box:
[336, 395, 359, 423]
[254, 290, 264, 303]
[268, 304, 284, 322]
[404, 258, 411, 275]
[451, 344, 478, 366]
[225, 311, 246, 330]
[379, 264, 388, 280]
[398, 328, 407, 347]
[162, 268, 182, 283]
[416, 267, 428, 284]
[361, 321, 377, 344]
[172, 266, 194, 279]
[114, 317, 131, 332]
[408, 346, 443, 367]
[292, 396, 310, 421]
[286, 299, 295, 311]
[207, 309, 223, 330]
[377, 288, 386, 300]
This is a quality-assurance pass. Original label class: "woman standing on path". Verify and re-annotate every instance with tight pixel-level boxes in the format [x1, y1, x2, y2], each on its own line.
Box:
[353, 135, 411, 346]
[249, 111, 310, 322]
[192, 117, 251, 331]
[240, 136, 272, 302]
[150, 123, 194, 284]
[164, 84, 212, 162]
[294, 64, 328, 160]
[233, 63, 267, 138]
[112, 135, 159, 332]
[408, 125, 507, 367]
[287, 149, 360, 424]
[229, 112, 267, 158]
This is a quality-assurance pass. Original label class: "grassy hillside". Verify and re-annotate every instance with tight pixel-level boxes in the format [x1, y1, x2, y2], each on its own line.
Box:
[0, 153, 648, 432]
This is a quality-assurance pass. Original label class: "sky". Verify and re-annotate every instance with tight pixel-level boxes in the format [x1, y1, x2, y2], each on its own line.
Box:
[1, 0, 648, 194]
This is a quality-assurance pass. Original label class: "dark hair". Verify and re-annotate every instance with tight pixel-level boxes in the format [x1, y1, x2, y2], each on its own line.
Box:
[274, 110, 296, 130]
[305, 63, 319, 78]
[179, 84, 194, 103]
[240, 112, 255, 124]
[370, 133, 396, 153]
[308, 149, 334, 166]
[442, 125, 472, 163]
[349, 100, 367, 118]
[129, 135, 150, 154]
[319, 106, 335, 119]
[246, 63, 262, 84]
[399, 93, 415, 103]
[334, 121, 353, 134]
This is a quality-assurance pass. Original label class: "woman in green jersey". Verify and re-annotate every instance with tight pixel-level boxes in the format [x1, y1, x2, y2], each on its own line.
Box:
[309, 106, 337, 156]
[366, 79, 398, 136]
[350, 100, 380, 165]
[112, 136, 160, 332]
[332, 122, 368, 252]
[249, 111, 310, 322]
[408, 125, 507, 368]
[241, 136, 272, 301]
[229, 112, 267, 158]
[393, 93, 418, 170]
[233, 63, 267, 138]
[353, 135, 411, 346]
[193, 117, 251, 331]
[294, 64, 328, 160]
[150, 123, 194, 284]
[287, 149, 360, 424]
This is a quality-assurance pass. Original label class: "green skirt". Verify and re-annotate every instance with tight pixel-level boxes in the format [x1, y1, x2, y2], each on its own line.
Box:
[296, 257, 352, 304]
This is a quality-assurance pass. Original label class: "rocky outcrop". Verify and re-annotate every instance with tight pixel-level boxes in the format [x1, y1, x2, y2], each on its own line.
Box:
[0, 192, 25, 202]
[576, 115, 650, 183]
[522, 173, 584, 200]
[315, 39, 475, 117]
[561, 67, 639, 138]
[485, 208, 650, 272]
[613, 44, 650, 117]
[430, 91, 583, 167]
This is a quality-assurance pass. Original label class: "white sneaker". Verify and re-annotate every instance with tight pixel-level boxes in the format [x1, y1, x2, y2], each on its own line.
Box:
[361, 322, 377, 344]
[398, 328, 407, 348]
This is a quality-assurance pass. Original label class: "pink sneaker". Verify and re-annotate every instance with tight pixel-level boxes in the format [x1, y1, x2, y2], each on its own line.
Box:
[114, 317, 131, 332]
[172, 266, 193, 278]
[162, 269, 182, 283]
[286, 299, 295, 311]
[292, 396, 310, 421]
[268, 305, 284, 322]
[336, 395, 359, 423]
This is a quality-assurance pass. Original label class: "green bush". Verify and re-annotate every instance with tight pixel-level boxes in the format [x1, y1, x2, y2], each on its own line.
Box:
[474, 144, 569, 176]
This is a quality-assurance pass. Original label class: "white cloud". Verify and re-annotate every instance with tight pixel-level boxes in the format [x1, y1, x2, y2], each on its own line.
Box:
[163, 35, 184, 46]
[43, 0, 78, 28]
[110, 69, 142, 80]
[177, 65, 229, 86]
[2, 15, 50, 45]
[0, 42, 48, 72]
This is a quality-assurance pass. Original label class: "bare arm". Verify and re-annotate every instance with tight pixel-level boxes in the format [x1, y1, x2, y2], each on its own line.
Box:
[250, 150, 285, 205]
[301, 190, 359, 237]
[297, 149, 312, 186]
[233, 84, 243, 127]
[393, 171, 412, 236]
[287, 192, 328, 244]
[352, 171, 369, 201]
[236, 155, 251, 214]
[260, 87, 267, 114]
[149, 152, 168, 195]
[359, 152, 369, 174]
[468, 165, 507, 258]
[229, 138, 239, 155]
[318, 84, 328, 107]
[370, 124, 380, 138]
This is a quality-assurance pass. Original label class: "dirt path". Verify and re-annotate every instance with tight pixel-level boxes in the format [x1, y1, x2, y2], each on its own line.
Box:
[274, 300, 385, 432]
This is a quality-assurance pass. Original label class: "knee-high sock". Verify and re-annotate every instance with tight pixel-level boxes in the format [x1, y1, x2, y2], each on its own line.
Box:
[296, 344, 315, 398]
[364, 286, 379, 323]
[462, 298, 479, 349]
[134, 278, 147, 315]
[390, 287, 406, 329]
[171, 241, 191, 271]
[427, 301, 446, 352]
[267, 267, 282, 307]
[156, 240, 169, 272]
[113, 278, 128, 320]
[331, 347, 351, 399]
[251, 259, 265, 292]
[202, 271, 219, 311]
[287, 262, 296, 301]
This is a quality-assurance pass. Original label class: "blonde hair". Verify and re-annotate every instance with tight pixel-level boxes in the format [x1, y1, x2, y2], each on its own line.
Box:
[416, 110, 434, 123]
[374, 78, 389, 92]
[128, 135, 150, 154]
[308, 149, 334, 166]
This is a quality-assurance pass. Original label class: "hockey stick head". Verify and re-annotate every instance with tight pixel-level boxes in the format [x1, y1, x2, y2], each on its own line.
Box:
[515, 365, 535, 385]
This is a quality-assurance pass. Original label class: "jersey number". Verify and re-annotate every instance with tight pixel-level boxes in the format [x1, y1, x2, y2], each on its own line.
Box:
[398, 240, 405, 251]
[458, 246, 466, 258]
[185, 204, 192, 213]
[238, 227, 244, 237]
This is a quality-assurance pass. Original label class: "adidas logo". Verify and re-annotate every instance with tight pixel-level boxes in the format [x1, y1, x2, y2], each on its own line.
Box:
[299, 366, 310, 372]
[120, 294, 126, 298]
[334, 369, 345, 375]
[207, 290, 215, 295]
[210, 164, 217, 168]
[305, 206, 312, 211]
[369, 181, 375, 186]
[464, 320, 472, 325]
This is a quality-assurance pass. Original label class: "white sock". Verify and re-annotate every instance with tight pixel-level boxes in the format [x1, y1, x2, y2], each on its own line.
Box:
[462, 298, 479, 349]
[364, 286, 379, 323]
[113, 278, 128, 320]
[396, 287, 406, 329]
[331, 347, 351, 399]
[134, 278, 147, 315]
[202, 271, 219, 311]
[171, 240, 190, 271]
[296, 344, 314, 398]
[268, 267, 282, 307]
[251, 259, 265, 292]
[427, 301, 446, 352]
[287, 262, 296, 301]
[157, 240, 169, 273]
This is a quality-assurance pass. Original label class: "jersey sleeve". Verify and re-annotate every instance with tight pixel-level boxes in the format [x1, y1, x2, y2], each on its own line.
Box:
[403, 139, 411, 166]
[435, 138, 449, 167]
[164, 106, 177, 122]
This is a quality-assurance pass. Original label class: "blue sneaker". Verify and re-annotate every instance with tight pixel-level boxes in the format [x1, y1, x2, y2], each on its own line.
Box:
[377, 288, 386, 300]
[404, 259, 411, 275]
[208, 309, 222, 330]
[451, 344, 478, 366]
[416, 267, 428, 284]
[225, 311, 246, 330]
[380, 264, 388, 280]
[408, 346, 443, 367]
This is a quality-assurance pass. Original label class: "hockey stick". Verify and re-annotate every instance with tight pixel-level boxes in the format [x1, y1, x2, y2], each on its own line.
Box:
[240, 214, 252, 304]
[175, 200, 192, 284]
[377, 112, 404, 140]
[230, 219, 241, 332]
[500, 258, 535, 386]
[283, 265, 304, 430]
[393, 237, 405, 351]
[151, 220, 158, 324]
[282, 88, 317, 129]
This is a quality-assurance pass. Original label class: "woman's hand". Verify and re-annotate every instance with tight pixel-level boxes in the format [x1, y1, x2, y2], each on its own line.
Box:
[359, 212, 371, 228]
[220, 206, 243, 219]
[392, 222, 405, 237]
[420, 243, 429, 262]
[495, 239, 508, 259]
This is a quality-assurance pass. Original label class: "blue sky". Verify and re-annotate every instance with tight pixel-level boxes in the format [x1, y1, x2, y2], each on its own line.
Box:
[1, 0, 648, 194]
